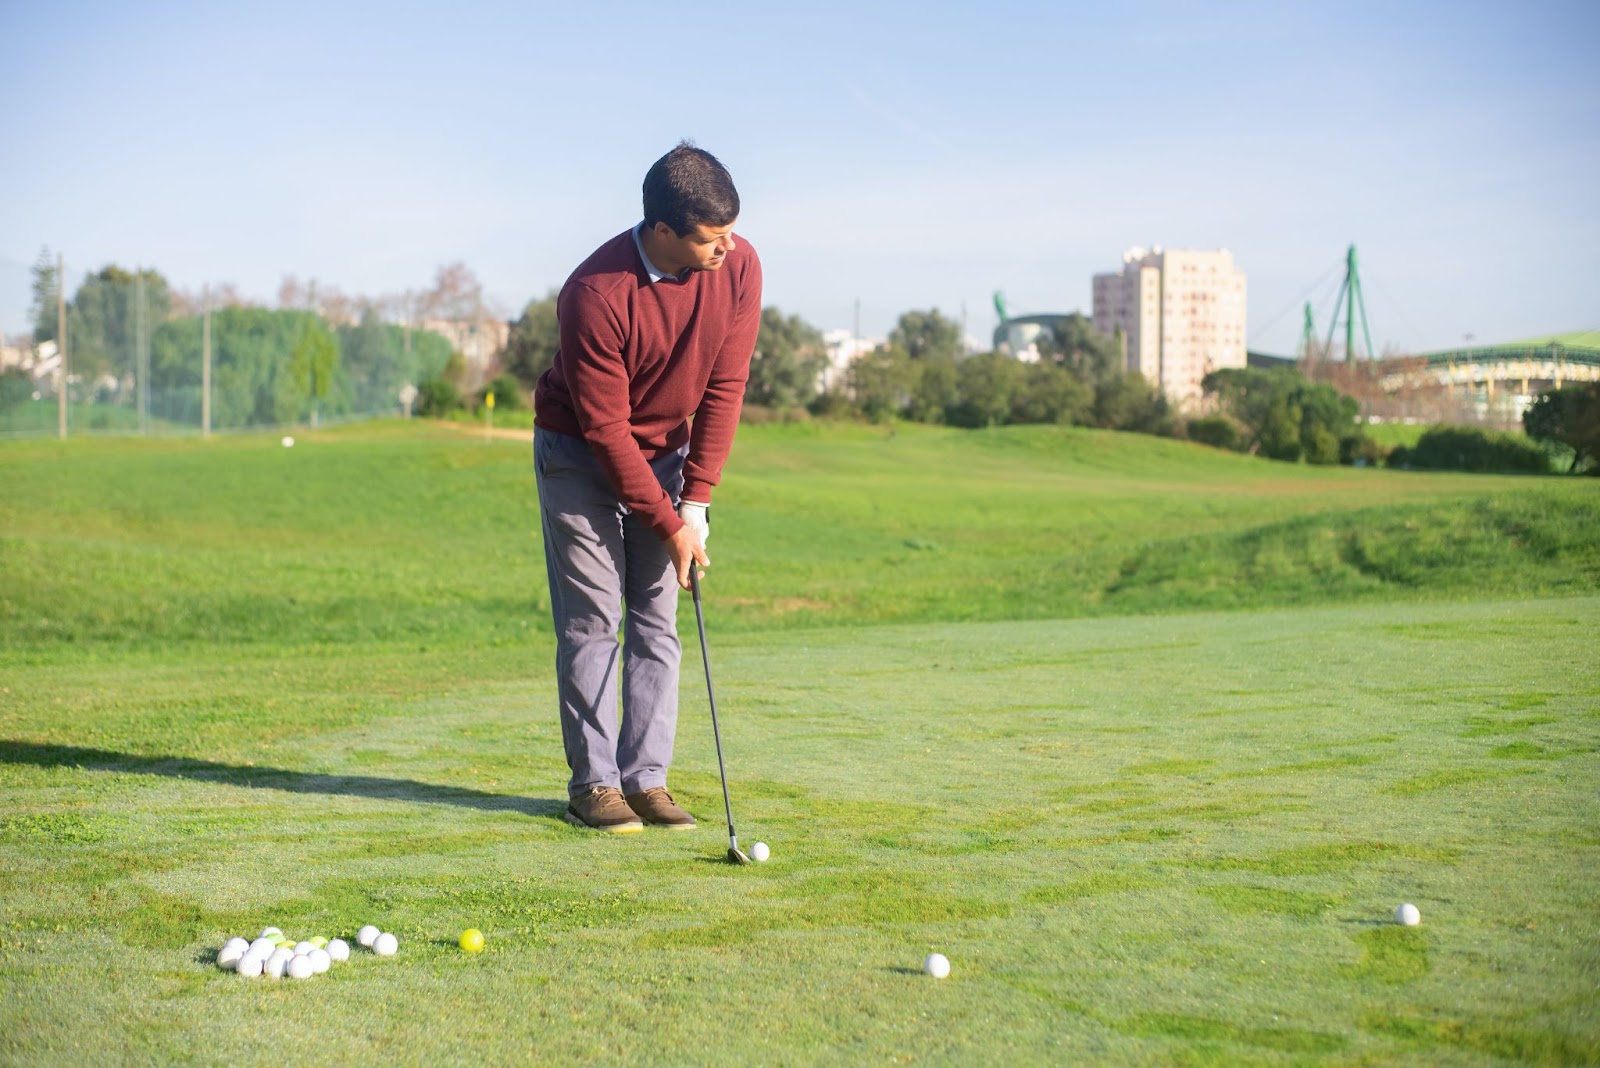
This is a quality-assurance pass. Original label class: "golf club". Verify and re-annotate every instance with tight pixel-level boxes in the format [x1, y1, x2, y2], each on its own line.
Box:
[689, 565, 750, 865]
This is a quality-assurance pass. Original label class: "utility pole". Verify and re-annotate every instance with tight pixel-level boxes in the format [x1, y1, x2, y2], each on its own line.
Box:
[136, 270, 148, 433]
[202, 286, 212, 437]
[57, 253, 67, 439]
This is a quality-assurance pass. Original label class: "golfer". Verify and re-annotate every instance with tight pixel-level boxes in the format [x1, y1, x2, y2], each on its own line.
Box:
[533, 142, 761, 834]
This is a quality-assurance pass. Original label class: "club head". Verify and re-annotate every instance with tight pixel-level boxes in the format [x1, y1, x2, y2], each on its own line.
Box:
[727, 846, 752, 865]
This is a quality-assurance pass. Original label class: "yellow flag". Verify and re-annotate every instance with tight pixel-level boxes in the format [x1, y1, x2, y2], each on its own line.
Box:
[486, 392, 496, 410]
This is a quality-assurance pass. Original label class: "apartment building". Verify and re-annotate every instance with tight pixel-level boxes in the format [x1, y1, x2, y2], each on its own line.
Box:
[1092, 247, 1247, 407]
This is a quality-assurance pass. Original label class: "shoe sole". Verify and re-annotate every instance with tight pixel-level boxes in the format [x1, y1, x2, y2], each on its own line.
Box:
[643, 820, 697, 832]
[563, 809, 644, 834]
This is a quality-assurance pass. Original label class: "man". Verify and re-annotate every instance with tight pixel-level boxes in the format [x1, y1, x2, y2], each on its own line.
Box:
[533, 142, 761, 834]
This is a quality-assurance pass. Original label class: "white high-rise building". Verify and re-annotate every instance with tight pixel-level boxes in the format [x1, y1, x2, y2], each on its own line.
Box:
[1092, 247, 1247, 407]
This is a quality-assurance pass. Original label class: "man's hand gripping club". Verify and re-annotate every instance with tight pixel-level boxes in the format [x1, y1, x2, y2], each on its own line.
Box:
[667, 500, 710, 591]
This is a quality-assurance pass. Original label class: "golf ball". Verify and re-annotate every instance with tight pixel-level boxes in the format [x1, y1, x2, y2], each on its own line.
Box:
[923, 953, 951, 979]
[327, 938, 350, 962]
[260, 926, 282, 939]
[459, 929, 485, 954]
[1396, 903, 1422, 926]
[281, 436, 295, 448]
[293, 941, 316, 956]
[357, 925, 380, 947]
[263, 953, 289, 980]
[287, 955, 314, 980]
[248, 937, 276, 956]
[309, 936, 328, 949]
[218, 938, 249, 970]
[750, 842, 770, 863]
[309, 948, 331, 974]
[237, 954, 264, 978]
[373, 932, 398, 957]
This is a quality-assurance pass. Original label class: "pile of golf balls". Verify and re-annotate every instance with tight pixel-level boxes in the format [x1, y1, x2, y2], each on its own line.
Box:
[215, 924, 396, 980]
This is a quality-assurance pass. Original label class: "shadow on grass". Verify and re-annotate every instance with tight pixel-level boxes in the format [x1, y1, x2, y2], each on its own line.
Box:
[0, 739, 566, 821]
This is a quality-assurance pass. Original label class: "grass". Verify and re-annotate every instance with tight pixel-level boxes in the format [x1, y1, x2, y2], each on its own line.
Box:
[1, 420, 1597, 1064]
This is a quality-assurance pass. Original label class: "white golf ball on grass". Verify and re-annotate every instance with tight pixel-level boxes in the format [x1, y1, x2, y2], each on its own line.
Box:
[309, 948, 331, 974]
[1395, 903, 1421, 926]
[236, 954, 264, 978]
[357, 925, 380, 947]
[281, 436, 295, 448]
[218, 938, 249, 970]
[923, 953, 951, 979]
[286, 955, 314, 980]
[373, 932, 398, 957]
[327, 938, 350, 962]
[750, 842, 770, 862]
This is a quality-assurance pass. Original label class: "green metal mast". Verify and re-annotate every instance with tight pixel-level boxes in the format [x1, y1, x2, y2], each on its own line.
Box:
[1299, 302, 1317, 360]
[1321, 244, 1378, 361]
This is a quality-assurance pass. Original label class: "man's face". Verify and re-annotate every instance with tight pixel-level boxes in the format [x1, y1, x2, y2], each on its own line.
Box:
[650, 221, 737, 273]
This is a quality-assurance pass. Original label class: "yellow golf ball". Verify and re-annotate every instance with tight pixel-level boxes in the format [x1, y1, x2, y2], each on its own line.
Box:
[459, 929, 485, 953]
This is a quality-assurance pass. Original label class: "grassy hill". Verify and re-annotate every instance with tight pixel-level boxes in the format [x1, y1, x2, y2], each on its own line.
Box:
[2, 419, 1595, 660]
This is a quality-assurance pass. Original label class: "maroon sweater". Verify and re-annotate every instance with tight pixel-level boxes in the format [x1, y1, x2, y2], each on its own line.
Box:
[534, 228, 762, 539]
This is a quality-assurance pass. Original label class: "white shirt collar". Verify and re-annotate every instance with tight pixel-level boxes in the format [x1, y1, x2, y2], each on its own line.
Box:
[632, 222, 679, 283]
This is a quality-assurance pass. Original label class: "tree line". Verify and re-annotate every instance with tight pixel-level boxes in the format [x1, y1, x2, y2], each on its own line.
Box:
[9, 256, 466, 430]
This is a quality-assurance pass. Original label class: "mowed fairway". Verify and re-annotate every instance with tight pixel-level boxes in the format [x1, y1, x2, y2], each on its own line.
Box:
[2, 421, 1597, 1065]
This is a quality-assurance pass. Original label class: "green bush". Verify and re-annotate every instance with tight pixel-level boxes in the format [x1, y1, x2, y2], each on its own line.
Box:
[1389, 425, 1549, 474]
[1186, 416, 1240, 451]
[1339, 432, 1386, 467]
[1303, 425, 1341, 465]
[478, 373, 526, 411]
[415, 377, 462, 418]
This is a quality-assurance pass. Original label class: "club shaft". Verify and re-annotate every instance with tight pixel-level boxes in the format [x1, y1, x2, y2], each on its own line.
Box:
[690, 569, 737, 840]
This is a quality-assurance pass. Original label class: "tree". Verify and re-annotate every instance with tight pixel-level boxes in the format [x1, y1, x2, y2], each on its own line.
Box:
[948, 352, 1020, 427]
[1524, 383, 1600, 474]
[338, 309, 404, 412]
[29, 247, 57, 344]
[848, 345, 914, 422]
[748, 307, 827, 409]
[504, 291, 560, 389]
[62, 266, 172, 384]
[889, 309, 963, 362]
[1093, 372, 1171, 435]
[1042, 314, 1121, 384]
[1011, 361, 1092, 425]
[418, 262, 486, 322]
[287, 317, 339, 423]
[1202, 366, 1357, 463]
[907, 355, 958, 423]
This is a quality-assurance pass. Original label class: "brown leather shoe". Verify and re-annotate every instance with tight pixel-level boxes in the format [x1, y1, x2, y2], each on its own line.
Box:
[564, 786, 644, 834]
[625, 787, 697, 830]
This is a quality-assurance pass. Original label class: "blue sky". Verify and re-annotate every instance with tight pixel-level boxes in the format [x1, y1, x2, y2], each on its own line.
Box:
[1, 0, 1595, 354]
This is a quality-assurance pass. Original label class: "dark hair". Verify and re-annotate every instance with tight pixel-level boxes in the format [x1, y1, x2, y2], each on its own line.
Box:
[642, 141, 740, 236]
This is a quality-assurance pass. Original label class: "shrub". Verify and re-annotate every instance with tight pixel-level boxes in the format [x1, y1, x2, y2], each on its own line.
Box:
[1339, 432, 1386, 467]
[478, 373, 526, 411]
[1389, 426, 1549, 474]
[1187, 416, 1240, 451]
[1303, 425, 1342, 465]
[415, 377, 462, 418]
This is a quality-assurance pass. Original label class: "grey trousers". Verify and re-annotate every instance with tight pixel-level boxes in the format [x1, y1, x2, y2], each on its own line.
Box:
[534, 428, 686, 799]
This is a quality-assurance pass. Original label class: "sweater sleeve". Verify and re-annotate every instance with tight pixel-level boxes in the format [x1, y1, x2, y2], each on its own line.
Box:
[559, 281, 684, 539]
[682, 252, 762, 505]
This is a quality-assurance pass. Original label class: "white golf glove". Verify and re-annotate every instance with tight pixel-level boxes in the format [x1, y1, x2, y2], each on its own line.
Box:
[678, 500, 710, 546]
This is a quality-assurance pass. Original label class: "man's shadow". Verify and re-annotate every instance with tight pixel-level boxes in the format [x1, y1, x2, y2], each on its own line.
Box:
[0, 740, 566, 821]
